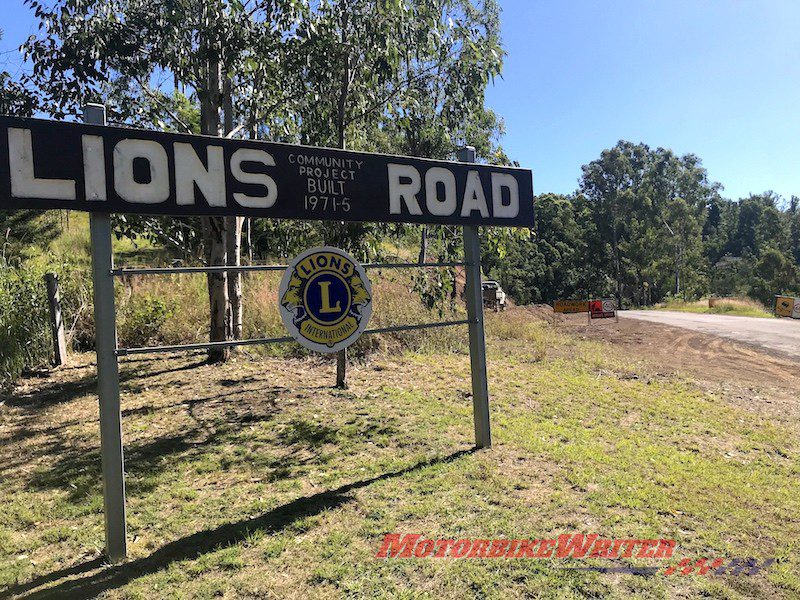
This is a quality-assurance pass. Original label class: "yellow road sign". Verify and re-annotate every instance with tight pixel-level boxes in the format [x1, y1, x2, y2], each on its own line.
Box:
[554, 300, 589, 314]
[775, 295, 795, 318]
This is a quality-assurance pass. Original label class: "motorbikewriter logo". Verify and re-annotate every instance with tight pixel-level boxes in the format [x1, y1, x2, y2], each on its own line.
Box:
[279, 246, 372, 353]
[376, 533, 676, 560]
[375, 534, 776, 577]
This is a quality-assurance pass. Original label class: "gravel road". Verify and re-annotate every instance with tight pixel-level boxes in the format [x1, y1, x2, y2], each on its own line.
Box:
[621, 310, 800, 358]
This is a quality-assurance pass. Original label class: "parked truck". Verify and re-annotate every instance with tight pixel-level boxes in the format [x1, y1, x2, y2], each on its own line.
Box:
[481, 280, 507, 312]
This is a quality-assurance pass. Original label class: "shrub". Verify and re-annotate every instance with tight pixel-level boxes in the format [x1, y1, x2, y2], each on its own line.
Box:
[0, 261, 92, 390]
[0, 266, 51, 390]
[118, 295, 175, 347]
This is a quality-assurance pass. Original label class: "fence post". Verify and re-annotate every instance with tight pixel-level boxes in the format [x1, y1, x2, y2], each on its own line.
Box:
[458, 146, 491, 449]
[43, 272, 67, 366]
[86, 103, 127, 563]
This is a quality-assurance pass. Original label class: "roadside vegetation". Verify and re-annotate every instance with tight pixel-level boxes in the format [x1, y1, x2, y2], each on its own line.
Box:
[0, 214, 468, 391]
[1, 3, 798, 597]
[654, 296, 775, 318]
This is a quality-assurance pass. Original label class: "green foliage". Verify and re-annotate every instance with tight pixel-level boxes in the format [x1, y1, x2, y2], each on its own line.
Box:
[0, 266, 50, 390]
[0, 211, 61, 266]
[0, 261, 92, 391]
[19, 0, 507, 267]
[118, 295, 176, 348]
[748, 247, 799, 305]
[486, 144, 799, 308]
[484, 193, 591, 304]
[0, 29, 39, 117]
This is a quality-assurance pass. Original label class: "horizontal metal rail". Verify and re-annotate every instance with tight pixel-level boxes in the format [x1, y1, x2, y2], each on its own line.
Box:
[115, 319, 472, 357]
[110, 261, 468, 276]
[361, 319, 471, 336]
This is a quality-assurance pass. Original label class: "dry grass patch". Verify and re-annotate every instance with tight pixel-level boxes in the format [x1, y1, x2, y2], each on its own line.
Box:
[656, 297, 773, 318]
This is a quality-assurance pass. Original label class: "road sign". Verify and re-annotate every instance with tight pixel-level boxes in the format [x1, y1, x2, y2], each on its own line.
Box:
[554, 299, 589, 314]
[775, 296, 795, 318]
[5, 105, 508, 563]
[590, 298, 616, 319]
[0, 116, 533, 226]
[793, 299, 800, 320]
[279, 247, 373, 353]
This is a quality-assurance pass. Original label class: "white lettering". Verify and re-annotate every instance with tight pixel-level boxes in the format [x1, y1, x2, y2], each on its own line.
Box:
[174, 142, 226, 206]
[230, 148, 277, 208]
[8, 128, 76, 200]
[81, 135, 106, 201]
[424, 167, 456, 216]
[491, 172, 520, 218]
[460, 171, 489, 217]
[388, 163, 422, 215]
[113, 139, 170, 204]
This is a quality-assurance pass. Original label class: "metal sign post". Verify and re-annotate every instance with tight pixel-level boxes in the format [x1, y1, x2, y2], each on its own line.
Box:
[86, 104, 127, 563]
[458, 146, 491, 449]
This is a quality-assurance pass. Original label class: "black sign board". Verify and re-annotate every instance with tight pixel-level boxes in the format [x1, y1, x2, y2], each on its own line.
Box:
[0, 116, 533, 226]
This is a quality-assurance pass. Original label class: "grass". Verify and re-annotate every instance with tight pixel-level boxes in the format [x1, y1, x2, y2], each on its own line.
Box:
[654, 297, 774, 318]
[1, 309, 798, 598]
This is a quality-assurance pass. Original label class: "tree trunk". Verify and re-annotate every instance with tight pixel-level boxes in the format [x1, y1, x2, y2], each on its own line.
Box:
[222, 75, 244, 341]
[418, 225, 428, 264]
[611, 221, 623, 309]
[245, 218, 253, 264]
[204, 215, 229, 362]
[335, 18, 350, 389]
[200, 34, 229, 363]
[226, 215, 243, 340]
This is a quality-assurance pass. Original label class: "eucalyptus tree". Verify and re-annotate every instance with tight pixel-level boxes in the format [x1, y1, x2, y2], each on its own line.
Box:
[286, 0, 506, 386]
[1, 28, 49, 263]
[377, 0, 505, 263]
[790, 196, 800, 265]
[23, 0, 307, 361]
[580, 141, 649, 307]
[23, 0, 510, 371]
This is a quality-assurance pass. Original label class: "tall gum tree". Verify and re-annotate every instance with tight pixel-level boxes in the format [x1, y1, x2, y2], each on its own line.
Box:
[23, 0, 306, 362]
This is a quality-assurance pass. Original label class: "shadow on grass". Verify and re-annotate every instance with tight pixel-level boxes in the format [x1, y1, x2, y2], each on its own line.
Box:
[2, 358, 208, 409]
[25, 390, 286, 501]
[3, 448, 477, 600]
[0, 377, 335, 483]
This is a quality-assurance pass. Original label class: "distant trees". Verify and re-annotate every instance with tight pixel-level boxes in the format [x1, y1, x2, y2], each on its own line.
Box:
[487, 143, 800, 308]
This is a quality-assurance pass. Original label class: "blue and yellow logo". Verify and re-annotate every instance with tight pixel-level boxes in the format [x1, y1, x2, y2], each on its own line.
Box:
[279, 247, 372, 352]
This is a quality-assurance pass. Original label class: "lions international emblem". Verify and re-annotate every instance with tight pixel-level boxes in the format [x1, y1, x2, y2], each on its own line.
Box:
[279, 246, 373, 353]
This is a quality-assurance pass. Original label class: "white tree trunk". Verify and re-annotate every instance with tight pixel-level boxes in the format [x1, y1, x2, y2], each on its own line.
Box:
[226, 215, 243, 340]
[222, 75, 244, 342]
[204, 216, 229, 362]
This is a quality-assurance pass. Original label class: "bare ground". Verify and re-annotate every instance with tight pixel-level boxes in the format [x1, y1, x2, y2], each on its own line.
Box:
[559, 312, 800, 422]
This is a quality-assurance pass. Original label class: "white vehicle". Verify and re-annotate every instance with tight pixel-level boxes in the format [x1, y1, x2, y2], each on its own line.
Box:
[481, 281, 506, 312]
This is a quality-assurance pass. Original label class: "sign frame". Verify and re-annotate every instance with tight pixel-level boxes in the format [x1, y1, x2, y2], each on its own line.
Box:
[3, 106, 506, 562]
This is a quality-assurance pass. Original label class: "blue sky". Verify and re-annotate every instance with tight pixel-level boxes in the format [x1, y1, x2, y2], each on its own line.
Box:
[488, 0, 800, 202]
[2, 0, 799, 202]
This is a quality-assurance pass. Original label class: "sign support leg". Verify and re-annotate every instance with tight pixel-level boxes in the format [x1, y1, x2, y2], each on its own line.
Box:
[457, 145, 490, 449]
[86, 104, 127, 563]
[463, 225, 491, 449]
